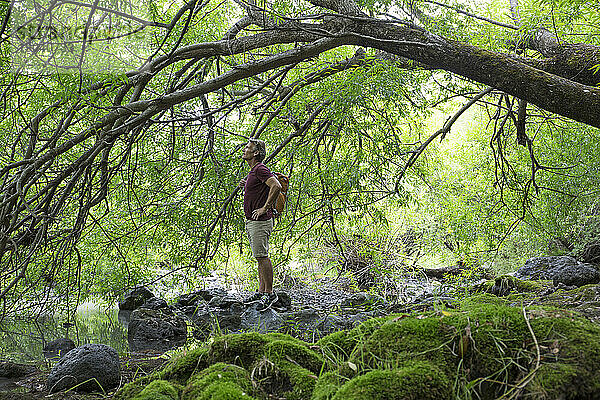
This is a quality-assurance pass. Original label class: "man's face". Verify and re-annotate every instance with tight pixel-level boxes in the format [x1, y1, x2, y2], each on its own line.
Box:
[242, 142, 257, 161]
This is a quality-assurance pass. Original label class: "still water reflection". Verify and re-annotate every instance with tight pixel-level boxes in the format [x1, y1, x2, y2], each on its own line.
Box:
[0, 304, 128, 363]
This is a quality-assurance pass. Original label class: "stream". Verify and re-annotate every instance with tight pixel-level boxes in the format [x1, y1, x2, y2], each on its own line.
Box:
[0, 303, 128, 365]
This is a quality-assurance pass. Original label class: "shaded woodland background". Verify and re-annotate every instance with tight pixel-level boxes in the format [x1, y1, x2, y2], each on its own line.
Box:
[0, 0, 599, 319]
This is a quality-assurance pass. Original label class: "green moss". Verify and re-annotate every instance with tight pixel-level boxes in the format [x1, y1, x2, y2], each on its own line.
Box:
[131, 380, 181, 400]
[478, 276, 549, 297]
[311, 371, 346, 400]
[527, 312, 600, 396]
[528, 363, 578, 399]
[331, 361, 451, 400]
[113, 371, 161, 400]
[316, 331, 354, 367]
[113, 382, 145, 400]
[274, 360, 319, 400]
[208, 332, 271, 368]
[264, 340, 324, 373]
[159, 346, 210, 384]
[265, 332, 305, 342]
[114, 296, 600, 400]
[542, 284, 599, 306]
[349, 315, 456, 376]
[182, 362, 252, 400]
[200, 381, 256, 399]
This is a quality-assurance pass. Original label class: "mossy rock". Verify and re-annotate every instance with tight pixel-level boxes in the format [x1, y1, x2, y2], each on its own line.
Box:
[460, 295, 600, 398]
[348, 314, 457, 376]
[311, 371, 346, 400]
[249, 339, 322, 400]
[207, 332, 271, 368]
[540, 283, 600, 306]
[131, 380, 181, 400]
[159, 346, 210, 384]
[263, 339, 324, 373]
[113, 371, 162, 400]
[200, 381, 256, 399]
[114, 295, 600, 400]
[182, 362, 253, 400]
[251, 354, 318, 400]
[528, 363, 579, 399]
[330, 361, 451, 400]
[315, 331, 354, 367]
[478, 275, 550, 297]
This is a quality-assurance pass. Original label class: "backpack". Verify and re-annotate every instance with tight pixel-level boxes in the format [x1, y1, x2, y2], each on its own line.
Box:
[273, 172, 289, 216]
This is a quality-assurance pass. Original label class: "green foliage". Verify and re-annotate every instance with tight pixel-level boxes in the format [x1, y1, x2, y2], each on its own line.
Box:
[2, 0, 600, 319]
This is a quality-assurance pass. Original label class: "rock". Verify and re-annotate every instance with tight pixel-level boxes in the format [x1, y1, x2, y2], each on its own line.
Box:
[43, 338, 76, 359]
[581, 241, 600, 264]
[47, 344, 120, 393]
[128, 308, 187, 352]
[177, 288, 228, 308]
[515, 256, 600, 287]
[314, 315, 349, 338]
[279, 308, 351, 341]
[118, 309, 132, 329]
[118, 286, 155, 311]
[0, 360, 38, 378]
[273, 291, 292, 310]
[340, 292, 386, 309]
[208, 295, 242, 309]
[552, 264, 600, 287]
[216, 312, 242, 333]
[241, 307, 283, 333]
[176, 292, 206, 307]
[141, 297, 168, 310]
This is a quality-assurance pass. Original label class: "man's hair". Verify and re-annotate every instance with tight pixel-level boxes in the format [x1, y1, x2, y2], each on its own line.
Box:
[248, 138, 266, 162]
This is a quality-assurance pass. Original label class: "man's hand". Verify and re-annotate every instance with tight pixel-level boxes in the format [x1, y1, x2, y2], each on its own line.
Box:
[252, 207, 267, 220]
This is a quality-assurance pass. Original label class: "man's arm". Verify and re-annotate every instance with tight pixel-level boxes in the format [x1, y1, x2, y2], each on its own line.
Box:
[251, 176, 282, 220]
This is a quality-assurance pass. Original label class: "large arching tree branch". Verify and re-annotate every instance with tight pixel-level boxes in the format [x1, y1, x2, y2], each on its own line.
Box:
[306, 0, 600, 128]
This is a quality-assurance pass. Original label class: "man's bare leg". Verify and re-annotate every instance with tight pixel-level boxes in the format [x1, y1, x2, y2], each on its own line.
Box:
[257, 256, 273, 293]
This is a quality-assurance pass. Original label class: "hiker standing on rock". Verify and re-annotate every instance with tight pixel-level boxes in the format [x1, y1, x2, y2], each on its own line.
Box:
[239, 138, 281, 311]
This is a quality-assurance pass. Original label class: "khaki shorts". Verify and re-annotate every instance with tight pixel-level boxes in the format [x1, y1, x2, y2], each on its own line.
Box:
[245, 219, 273, 258]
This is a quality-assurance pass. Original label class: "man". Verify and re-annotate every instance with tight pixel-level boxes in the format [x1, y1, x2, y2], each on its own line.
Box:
[240, 138, 281, 311]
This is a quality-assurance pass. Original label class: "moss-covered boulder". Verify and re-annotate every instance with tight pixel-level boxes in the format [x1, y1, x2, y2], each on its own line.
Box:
[182, 362, 254, 400]
[207, 332, 271, 368]
[332, 361, 451, 400]
[114, 295, 600, 400]
[131, 380, 181, 400]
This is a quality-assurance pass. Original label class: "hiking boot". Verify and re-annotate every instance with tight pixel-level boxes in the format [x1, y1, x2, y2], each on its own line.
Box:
[256, 292, 278, 312]
[243, 291, 263, 305]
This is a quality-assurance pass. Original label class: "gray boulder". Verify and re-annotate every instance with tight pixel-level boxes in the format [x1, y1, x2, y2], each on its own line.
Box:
[191, 305, 243, 340]
[141, 297, 169, 310]
[241, 307, 283, 333]
[176, 288, 228, 307]
[340, 292, 386, 309]
[127, 308, 187, 352]
[43, 338, 76, 359]
[515, 256, 600, 287]
[0, 360, 38, 378]
[273, 291, 292, 310]
[47, 344, 120, 393]
[118, 286, 154, 311]
[208, 295, 242, 309]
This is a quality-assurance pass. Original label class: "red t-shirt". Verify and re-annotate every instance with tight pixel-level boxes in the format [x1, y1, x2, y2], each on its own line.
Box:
[244, 163, 274, 220]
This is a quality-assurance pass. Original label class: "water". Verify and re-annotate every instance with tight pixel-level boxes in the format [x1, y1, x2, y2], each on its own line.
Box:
[0, 304, 128, 364]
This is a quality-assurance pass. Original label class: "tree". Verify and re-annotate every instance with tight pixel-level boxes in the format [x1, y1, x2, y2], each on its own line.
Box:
[0, 0, 598, 315]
